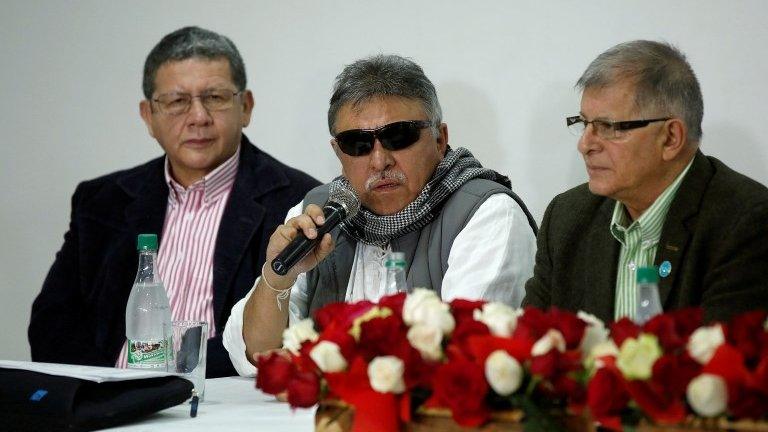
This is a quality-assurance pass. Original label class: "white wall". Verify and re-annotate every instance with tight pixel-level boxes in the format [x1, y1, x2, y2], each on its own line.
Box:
[1, 1, 766, 361]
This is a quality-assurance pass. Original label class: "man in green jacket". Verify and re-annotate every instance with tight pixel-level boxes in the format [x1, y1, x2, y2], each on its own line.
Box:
[523, 40, 768, 323]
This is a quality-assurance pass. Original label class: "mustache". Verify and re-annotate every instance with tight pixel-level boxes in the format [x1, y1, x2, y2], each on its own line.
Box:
[365, 170, 406, 191]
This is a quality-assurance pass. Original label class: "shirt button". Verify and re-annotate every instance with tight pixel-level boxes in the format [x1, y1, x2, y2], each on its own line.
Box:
[627, 261, 636, 271]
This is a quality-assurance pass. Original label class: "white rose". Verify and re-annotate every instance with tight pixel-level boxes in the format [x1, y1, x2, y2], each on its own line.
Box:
[309, 341, 347, 373]
[687, 324, 725, 365]
[485, 350, 523, 396]
[407, 324, 443, 361]
[531, 328, 566, 356]
[616, 334, 662, 380]
[402, 289, 455, 335]
[687, 374, 728, 417]
[282, 318, 319, 354]
[368, 356, 406, 394]
[578, 311, 610, 358]
[473, 303, 521, 337]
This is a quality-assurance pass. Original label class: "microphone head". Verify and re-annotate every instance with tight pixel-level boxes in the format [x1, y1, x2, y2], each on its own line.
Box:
[328, 186, 360, 219]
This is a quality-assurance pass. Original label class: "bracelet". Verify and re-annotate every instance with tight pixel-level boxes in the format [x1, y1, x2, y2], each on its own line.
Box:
[261, 262, 293, 311]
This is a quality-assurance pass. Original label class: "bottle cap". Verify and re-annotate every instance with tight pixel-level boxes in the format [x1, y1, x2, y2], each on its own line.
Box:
[637, 266, 659, 284]
[385, 251, 406, 268]
[137, 234, 158, 251]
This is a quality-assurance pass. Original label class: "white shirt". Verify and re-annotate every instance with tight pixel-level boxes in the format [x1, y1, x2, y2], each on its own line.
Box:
[222, 193, 536, 376]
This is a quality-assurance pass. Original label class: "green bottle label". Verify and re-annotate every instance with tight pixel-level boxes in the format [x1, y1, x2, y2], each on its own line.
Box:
[127, 339, 168, 367]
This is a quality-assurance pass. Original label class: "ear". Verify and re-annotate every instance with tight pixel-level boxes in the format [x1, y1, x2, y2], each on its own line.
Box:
[331, 138, 343, 160]
[240, 90, 255, 127]
[660, 118, 688, 161]
[139, 100, 157, 139]
[437, 123, 449, 155]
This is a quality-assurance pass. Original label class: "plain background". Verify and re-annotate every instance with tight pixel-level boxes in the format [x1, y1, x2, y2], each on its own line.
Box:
[1, 1, 766, 361]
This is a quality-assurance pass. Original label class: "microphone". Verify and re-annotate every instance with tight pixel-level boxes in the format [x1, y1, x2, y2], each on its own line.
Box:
[271, 187, 360, 276]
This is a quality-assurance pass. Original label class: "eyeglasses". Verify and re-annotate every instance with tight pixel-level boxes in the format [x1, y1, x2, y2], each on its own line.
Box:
[566, 115, 671, 140]
[333, 120, 434, 156]
[151, 90, 243, 115]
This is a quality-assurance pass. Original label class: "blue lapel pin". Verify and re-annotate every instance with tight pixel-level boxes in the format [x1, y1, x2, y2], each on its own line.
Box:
[659, 261, 672, 278]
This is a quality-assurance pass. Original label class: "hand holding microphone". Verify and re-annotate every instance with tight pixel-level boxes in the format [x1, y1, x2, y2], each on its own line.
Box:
[264, 187, 360, 287]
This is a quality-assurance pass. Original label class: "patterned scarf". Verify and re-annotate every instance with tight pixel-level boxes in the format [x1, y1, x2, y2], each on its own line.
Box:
[328, 147, 510, 247]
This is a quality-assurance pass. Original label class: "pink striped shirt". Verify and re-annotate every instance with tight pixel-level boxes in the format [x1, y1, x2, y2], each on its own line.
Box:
[116, 147, 240, 367]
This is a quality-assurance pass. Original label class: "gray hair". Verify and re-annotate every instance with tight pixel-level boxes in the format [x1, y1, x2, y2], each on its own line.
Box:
[576, 40, 703, 142]
[328, 54, 442, 136]
[142, 26, 246, 99]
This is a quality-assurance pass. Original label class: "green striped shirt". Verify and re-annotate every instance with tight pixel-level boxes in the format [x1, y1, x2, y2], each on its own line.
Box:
[611, 159, 694, 320]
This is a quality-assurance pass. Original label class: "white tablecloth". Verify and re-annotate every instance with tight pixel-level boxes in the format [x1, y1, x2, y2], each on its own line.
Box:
[106, 377, 316, 431]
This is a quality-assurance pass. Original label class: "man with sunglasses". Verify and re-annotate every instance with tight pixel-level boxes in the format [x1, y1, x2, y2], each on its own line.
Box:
[524, 40, 768, 324]
[29, 27, 319, 377]
[223, 54, 538, 375]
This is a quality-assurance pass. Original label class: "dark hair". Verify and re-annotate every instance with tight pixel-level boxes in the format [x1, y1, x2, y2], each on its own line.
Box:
[576, 40, 703, 142]
[142, 26, 246, 98]
[328, 54, 442, 136]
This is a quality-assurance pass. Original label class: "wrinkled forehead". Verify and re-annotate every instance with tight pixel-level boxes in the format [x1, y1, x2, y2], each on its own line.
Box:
[580, 80, 644, 118]
[153, 57, 236, 93]
[334, 95, 428, 131]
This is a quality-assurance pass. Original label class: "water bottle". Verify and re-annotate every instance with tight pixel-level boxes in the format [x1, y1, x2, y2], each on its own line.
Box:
[125, 234, 172, 369]
[635, 266, 663, 325]
[384, 252, 409, 295]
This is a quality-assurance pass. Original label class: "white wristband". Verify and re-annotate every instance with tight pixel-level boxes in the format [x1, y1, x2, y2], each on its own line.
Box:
[260, 263, 293, 311]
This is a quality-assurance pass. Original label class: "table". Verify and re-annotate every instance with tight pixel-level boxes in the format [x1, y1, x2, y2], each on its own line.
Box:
[107, 377, 316, 431]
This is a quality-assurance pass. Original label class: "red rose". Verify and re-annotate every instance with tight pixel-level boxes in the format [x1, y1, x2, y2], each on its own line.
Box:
[530, 351, 559, 380]
[431, 358, 489, 427]
[286, 370, 321, 408]
[450, 298, 486, 324]
[625, 380, 686, 424]
[588, 367, 630, 426]
[643, 314, 685, 352]
[378, 292, 407, 315]
[727, 381, 768, 419]
[549, 308, 587, 349]
[313, 300, 374, 331]
[357, 315, 410, 361]
[450, 318, 491, 357]
[514, 307, 550, 344]
[466, 335, 532, 364]
[650, 353, 700, 400]
[256, 351, 295, 395]
[609, 318, 640, 347]
[727, 310, 768, 367]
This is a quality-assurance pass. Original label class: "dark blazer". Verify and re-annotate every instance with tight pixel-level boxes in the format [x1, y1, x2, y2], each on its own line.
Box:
[523, 151, 768, 323]
[29, 136, 320, 377]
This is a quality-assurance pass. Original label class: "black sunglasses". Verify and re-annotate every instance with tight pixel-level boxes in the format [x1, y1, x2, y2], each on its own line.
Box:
[333, 120, 434, 156]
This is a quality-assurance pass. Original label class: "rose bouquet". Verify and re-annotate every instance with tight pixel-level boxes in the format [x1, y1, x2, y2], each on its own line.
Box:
[585, 309, 768, 431]
[255, 289, 603, 431]
[255, 289, 768, 431]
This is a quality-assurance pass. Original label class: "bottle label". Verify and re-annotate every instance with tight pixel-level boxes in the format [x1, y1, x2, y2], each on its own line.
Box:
[127, 339, 168, 368]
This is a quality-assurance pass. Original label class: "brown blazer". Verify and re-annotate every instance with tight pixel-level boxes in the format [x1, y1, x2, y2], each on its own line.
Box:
[523, 151, 768, 323]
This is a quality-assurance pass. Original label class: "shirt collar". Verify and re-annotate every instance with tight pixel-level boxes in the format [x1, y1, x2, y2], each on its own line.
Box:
[165, 145, 240, 207]
[610, 157, 695, 246]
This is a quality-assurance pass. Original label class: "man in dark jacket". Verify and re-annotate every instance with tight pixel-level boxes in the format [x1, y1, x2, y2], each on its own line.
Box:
[28, 26, 319, 377]
[524, 40, 768, 324]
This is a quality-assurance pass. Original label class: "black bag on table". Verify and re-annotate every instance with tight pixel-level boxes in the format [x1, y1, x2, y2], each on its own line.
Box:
[0, 367, 193, 431]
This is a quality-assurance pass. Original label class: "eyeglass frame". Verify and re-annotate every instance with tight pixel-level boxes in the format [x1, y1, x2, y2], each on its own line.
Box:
[149, 89, 244, 115]
[566, 115, 671, 139]
[332, 120, 435, 157]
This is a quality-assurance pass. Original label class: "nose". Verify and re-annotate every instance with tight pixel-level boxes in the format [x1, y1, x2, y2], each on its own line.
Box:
[368, 139, 395, 172]
[186, 97, 213, 127]
[577, 124, 600, 156]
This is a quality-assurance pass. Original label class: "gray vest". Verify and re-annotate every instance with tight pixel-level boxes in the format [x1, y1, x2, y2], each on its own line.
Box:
[302, 179, 536, 316]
